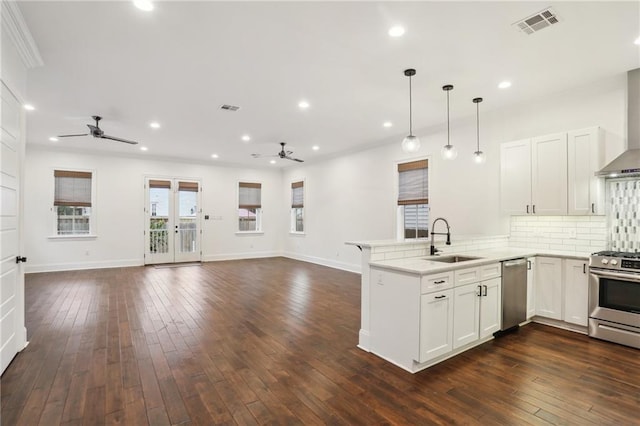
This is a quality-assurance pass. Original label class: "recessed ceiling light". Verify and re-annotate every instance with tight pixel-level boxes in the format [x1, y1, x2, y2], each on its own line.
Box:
[133, 0, 153, 11]
[211, 154, 219, 159]
[23, 104, 35, 111]
[270, 160, 276, 164]
[388, 26, 405, 37]
[298, 100, 310, 109]
[149, 122, 160, 129]
[635, 37, 640, 45]
[49, 137, 58, 142]
[312, 145, 320, 151]
[498, 81, 512, 89]
[140, 146, 148, 151]
[241, 135, 251, 142]
[383, 121, 393, 128]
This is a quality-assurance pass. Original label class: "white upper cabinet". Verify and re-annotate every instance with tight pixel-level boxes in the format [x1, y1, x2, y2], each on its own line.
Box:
[531, 132, 568, 215]
[500, 139, 532, 215]
[567, 127, 604, 215]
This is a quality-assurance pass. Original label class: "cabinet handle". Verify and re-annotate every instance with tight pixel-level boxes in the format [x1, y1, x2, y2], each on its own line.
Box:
[526, 205, 529, 214]
[434, 295, 447, 300]
[527, 260, 532, 270]
[434, 280, 445, 284]
[477, 285, 482, 296]
[483, 285, 488, 297]
[532, 205, 536, 214]
[591, 203, 595, 214]
[583, 263, 586, 274]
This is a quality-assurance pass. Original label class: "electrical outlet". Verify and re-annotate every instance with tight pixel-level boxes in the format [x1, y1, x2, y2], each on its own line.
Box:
[568, 229, 577, 238]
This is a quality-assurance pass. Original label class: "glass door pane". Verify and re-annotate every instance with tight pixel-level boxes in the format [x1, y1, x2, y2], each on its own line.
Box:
[146, 179, 174, 264]
[174, 181, 201, 262]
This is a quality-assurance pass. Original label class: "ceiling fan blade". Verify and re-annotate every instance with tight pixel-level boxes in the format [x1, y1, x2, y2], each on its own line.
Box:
[285, 156, 304, 162]
[251, 153, 278, 158]
[99, 134, 139, 145]
[57, 133, 89, 138]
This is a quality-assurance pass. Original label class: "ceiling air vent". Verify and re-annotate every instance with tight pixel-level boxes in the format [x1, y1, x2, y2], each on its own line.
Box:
[220, 104, 240, 112]
[513, 7, 560, 35]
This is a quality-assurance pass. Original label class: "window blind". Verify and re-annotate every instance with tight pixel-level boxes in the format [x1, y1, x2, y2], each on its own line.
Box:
[397, 160, 428, 205]
[149, 179, 171, 189]
[291, 181, 304, 208]
[239, 182, 262, 209]
[54, 170, 92, 207]
[178, 181, 199, 192]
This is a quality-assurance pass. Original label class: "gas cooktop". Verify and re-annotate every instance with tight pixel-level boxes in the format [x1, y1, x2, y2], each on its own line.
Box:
[592, 250, 640, 259]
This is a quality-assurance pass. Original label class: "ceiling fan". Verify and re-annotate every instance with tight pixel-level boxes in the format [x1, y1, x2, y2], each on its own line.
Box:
[57, 115, 138, 145]
[252, 142, 304, 162]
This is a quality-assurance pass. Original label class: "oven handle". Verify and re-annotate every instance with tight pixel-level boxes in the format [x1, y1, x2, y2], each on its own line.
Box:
[590, 268, 640, 283]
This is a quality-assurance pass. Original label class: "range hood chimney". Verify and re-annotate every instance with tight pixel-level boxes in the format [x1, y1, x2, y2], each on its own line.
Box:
[596, 68, 640, 177]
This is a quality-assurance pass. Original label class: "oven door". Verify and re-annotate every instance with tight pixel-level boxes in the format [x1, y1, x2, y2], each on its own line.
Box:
[589, 268, 640, 329]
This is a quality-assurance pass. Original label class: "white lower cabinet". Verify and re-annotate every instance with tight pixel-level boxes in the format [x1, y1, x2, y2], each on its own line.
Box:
[526, 257, 536, 319]
[452, 272, 502, 349]
[563, 259, 589, 326]
[535, 256, 563, 320]
[419, 290, 454, 362]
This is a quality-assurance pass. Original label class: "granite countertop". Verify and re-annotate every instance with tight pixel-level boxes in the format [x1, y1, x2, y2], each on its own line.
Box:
[369, 248, 590, 275]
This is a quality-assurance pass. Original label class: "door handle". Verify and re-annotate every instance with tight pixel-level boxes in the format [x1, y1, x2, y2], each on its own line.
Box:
[532, 205, 536, 214]
[591, 203, 595, 214]
[16, 256, 27, 264]
[583, 263, 586, 274]
[483, 285, 488, 297]
[526, 205, 529, 214]
[477, 285, 482, 296]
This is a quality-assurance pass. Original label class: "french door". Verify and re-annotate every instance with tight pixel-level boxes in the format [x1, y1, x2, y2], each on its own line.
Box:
[144, 178, 201, 264]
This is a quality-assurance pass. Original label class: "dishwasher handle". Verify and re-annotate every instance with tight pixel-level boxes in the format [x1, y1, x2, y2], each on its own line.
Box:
[502, 258, 527, 268]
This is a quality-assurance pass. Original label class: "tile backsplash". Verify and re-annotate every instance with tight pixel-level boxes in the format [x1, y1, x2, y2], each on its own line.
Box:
[509, 215, 606, 253]
[608, 179, 640, 252]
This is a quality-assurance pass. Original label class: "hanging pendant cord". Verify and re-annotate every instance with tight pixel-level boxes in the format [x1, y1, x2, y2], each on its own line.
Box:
[446, 91, 450, 147]
[409, 75, 413, 136]
[476, 101, 480, 151]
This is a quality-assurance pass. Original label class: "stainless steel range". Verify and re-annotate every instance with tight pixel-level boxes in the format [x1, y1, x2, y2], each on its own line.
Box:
[589, 251, 640, 349]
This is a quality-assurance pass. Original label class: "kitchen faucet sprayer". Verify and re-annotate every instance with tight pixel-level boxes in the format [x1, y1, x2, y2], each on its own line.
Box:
[430, 217, 451, 255]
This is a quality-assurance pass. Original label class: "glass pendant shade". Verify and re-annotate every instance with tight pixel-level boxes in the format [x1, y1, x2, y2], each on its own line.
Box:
[402, 134, 421, 153]
[473, 150, 486, 164]
[441, 144, 458, 160]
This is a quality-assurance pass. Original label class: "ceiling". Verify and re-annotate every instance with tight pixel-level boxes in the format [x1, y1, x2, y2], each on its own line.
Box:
[19, 1, 640, 167]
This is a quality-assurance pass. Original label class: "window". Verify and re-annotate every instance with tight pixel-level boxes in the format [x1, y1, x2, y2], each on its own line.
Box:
[54, 170, 93, 235]
[398, 160, 429, 239]
[238, 182, 262, 232]
[291, 180, 304, 233]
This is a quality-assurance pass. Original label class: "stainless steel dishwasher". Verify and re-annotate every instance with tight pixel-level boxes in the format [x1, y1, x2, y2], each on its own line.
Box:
[500, 258, 528, 331]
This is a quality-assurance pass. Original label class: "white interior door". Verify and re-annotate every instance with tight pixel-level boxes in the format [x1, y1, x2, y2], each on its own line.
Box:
[1, 82, 26, 374]
[145, 178, 201, 264]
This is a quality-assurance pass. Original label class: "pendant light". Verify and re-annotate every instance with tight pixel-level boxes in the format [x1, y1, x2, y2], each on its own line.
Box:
[401, 69, 420, 153]
[440, 84, 457, 160]
[472, 97, 486, 164]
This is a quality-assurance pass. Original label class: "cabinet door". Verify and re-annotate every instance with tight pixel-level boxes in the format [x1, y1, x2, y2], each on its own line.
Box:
[535, 257, 563, 320]
[563, 259, 589, 326]
[420, 290, 454, 362]
[526, 257, 536, 320]
[480, 278, 502, 339]
[567, 127, 604, 215]
[531, 133, 568, 215]
[500, 139, 532, 215]
[453, 283, 480, 349]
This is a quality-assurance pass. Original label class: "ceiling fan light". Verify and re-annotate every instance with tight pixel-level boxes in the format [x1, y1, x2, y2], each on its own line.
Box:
[402, 135, 421, 153]
[133, 0, 154, 11]
[441, 144, 458, 160]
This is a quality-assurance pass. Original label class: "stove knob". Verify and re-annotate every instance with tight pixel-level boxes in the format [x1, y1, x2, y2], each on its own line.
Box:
[601, 258, 609, 264]
[611, 259, 619, 266]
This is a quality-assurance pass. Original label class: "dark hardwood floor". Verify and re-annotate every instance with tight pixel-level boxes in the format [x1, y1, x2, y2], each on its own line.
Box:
[1, 257, 639, 425]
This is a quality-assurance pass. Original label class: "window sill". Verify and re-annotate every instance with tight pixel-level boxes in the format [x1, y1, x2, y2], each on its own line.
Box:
[289, 232, 306, 236]
[48, 234, 98, 241]
[235, 231, 264, 236]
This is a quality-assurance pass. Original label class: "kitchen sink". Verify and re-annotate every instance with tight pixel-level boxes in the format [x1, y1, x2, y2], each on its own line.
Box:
[427, 255, 483, 263]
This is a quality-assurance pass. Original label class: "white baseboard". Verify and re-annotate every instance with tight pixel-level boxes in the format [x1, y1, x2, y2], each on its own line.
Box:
[202, 251, 280, 262]
[282, 251, 361, 274]
[25, 258, 143, 273]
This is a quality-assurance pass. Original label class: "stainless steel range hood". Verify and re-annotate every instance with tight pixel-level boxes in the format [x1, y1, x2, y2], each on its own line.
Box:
[596, 68, 640, 177]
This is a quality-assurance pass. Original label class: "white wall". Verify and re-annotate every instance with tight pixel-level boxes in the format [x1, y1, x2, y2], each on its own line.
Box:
[24, 148, 284, 272]
[24, 73, 628, 273]
[282, 73, 627, 272]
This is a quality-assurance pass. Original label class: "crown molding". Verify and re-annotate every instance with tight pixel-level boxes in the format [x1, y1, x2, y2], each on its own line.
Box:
[2, 1, 43, 68]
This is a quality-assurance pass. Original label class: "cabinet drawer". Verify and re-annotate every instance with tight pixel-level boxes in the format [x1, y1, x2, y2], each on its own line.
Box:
[455, 267, 480, 286]
[480, 263, 501, 280]
[421, 272, 453, 293]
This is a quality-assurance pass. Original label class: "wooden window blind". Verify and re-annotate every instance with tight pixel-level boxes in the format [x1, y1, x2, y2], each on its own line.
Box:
[54, 170, 92, 207]
[149, 179, 171, 189]
[397, 160, 428, 205]
[239, 182, 262, 209]
[291, 181, 304, 208]
[178, 181, 199, 192]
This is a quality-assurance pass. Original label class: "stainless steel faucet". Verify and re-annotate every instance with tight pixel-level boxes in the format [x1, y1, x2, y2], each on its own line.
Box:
[430, 217, 451, 255]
